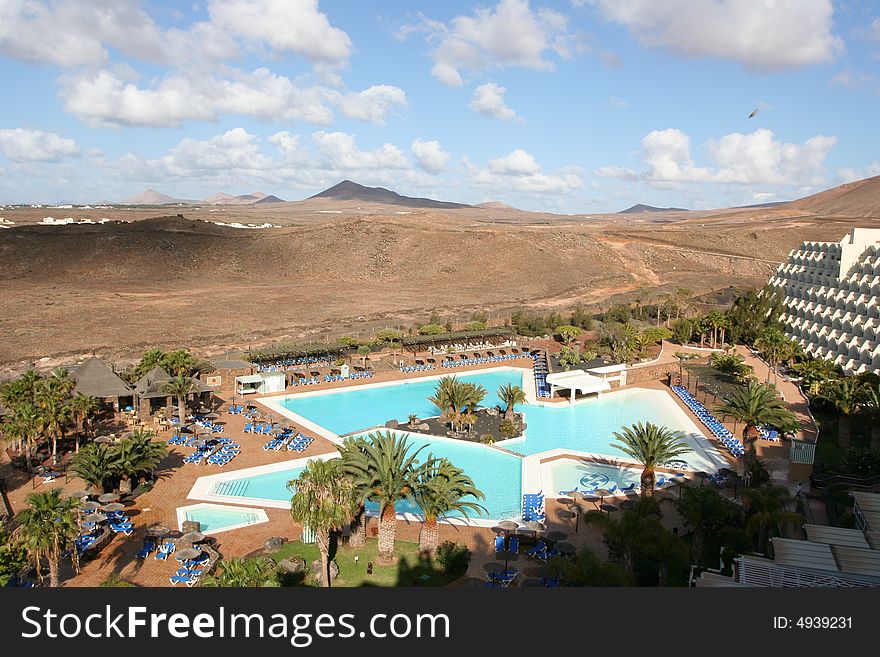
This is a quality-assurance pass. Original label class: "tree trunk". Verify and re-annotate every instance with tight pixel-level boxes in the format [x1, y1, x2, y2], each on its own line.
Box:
[838, 413, 851, 448]
[316, 528, 332, 588]
[178, 395, 186, 427]
[349, 506, 367, 548]
[48, 555, 60, 588]
[640, 468, 656, 498]
[504, 407, 514, 421]
[419, 517, 439, 556]
[377, 504, 397, 563]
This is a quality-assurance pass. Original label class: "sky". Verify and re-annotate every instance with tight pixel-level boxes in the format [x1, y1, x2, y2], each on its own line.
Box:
[0, 0, 878, 212]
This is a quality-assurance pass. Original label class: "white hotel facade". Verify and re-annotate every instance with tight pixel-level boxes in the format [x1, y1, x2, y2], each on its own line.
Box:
[768, 227, 880, 376]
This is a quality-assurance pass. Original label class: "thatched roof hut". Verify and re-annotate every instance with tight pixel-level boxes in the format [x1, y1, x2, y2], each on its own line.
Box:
[69, 356, 133, 400]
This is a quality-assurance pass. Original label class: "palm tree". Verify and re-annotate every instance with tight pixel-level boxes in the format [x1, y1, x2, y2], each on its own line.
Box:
[860, 384, 880, 451]
[345, 431, 429, 563]
[66, 394, 99, 452]
[113, 430, 169, 492]
[36, 387, 70, 458]
[791, 358, 838, 396]
[337, 437, 373, 548]
[705, 311, 725, 349]
[289, 458, 357, 587]
[413, 458, 485, 555]
[611, 422, 691, 497]
[357, 345, 372, 369]
[819, 378, 864, 448]
[741, 485, 803, 554]
[161, 374, 195, 426]
[755, 327, 790, 384]
[202, 557, 279, 587]
[672, 484, 743, 565]
[1, 404, 41, 459]
[715, 381, 799, 455]
[69, 443, 118, 492]
[14, 488, 81, 587]
[428, 377, 487, 431]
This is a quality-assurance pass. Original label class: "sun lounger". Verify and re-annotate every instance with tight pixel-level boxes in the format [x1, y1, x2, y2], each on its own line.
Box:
[494, 535, 506, 552]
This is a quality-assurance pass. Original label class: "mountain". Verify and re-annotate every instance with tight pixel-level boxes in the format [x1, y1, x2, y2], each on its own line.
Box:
[254, 194, 285, 205]
[122, 190, 196, 205]
[202, 192, 236, 204]
[619, 203, 689, 213]
[310, 180, 471, 209]
[476, 201, 521, 211]
[783, 175, 880, 217]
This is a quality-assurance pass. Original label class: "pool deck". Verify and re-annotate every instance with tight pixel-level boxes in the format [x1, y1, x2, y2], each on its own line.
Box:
[1, 353, 797, 587]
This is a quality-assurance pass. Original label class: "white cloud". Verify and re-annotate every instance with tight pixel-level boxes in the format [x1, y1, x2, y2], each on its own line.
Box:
[470, 149, 582, 194]
[311, 132, 409, 171]
[837, 162, 880, 184]
[469, 82, 521, 121]
[0, 128, 80, 162]
[60, 69, 408, 128]
[336, 85, 408, 124]
[404, 0, 576, 86]
[488, 149, 541, 175]
[831, 71, 880, 94]
[207, 0, 352, 64]
[592, 0, 842, 70]
[600, 127, 837, 187]
[411, 139, 450, 174]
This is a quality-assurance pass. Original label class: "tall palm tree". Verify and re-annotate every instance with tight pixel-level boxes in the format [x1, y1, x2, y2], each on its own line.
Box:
[741, 485, 803, 555]
[819, 378, 864, 448]
[202, 557, 279, 587]
[14, 488, 81, 587]
[715, 381, 799, 455]
[289, 458, 357, 587]
[413, 458, 485, 555]
[345, 431, 429, 563]
[337, 436, 374, 548]
[428, 377, 487, 431]
[611, 422, 691, 497]
[860, 384, 880, 452]
[755, 327, 790, 384]
[36, 387, 70, 458]
[66, 394, 99, 452]
[1, 404, 41, 458]
[161, 374, 195, 426]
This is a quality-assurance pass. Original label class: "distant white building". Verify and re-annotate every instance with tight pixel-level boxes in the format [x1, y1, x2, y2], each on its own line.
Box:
[768, 227, 880, 375]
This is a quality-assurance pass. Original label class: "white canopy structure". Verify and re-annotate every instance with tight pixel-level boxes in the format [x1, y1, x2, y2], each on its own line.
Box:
[545, 369, 611, 403]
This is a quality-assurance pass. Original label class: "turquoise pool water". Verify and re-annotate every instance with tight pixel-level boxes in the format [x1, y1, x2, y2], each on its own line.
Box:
[546, 460, 643, 496]
[211, 466, 306, 502]
[281, 370, 523, 435]
[182, 506, 264, 533]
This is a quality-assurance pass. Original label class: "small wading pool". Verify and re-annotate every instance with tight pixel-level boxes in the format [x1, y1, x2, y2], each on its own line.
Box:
[176, 503, 269, 534]
[544, 459, 645, 496]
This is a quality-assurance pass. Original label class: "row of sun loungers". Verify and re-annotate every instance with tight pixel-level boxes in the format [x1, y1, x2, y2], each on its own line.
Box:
[401, 364, 437, 373]
[207, 439, 241, 466]
[671, 385, 745, 457]
[441, 353, 523, 368]
[290, 377, 321, 386]
[256, 356, 334, 371]
[244, 422, 275, 434]
[521, 492, 546, 522]
[531, 353, 551, 398]
[263, 432, 315, 453]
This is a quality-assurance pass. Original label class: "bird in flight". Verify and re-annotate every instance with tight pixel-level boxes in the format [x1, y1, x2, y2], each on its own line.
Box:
[748, 108, 759, 118]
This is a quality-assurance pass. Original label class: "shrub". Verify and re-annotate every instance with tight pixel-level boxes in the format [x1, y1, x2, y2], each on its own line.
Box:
[436, 541, 471, 576]
[462, 321, 487, 331]
[840, 447, 880, 476]
[570, 306, 594, 330]
[418, 324, 446, 335]
[499, 419, 518, 439]
[100, 573, 135, 587]
[480, 434, 496, 445]
[603, 304, 632, 324]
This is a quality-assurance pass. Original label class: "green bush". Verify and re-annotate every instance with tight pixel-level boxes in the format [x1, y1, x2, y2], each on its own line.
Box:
[499, 419, 518, 439]
[840, 447, 880, 476]
[436, 541, 471, 576]
[480, 434, 495, 445]
[418, 324, 446, 335]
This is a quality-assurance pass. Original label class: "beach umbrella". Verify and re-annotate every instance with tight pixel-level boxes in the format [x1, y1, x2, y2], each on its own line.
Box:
[69, 490, 90, 500]
[203, 412, 219, 419]
[146, 525, 170, 538]
[83, 513, 106, 525]
[523, 520, 546, 532]
[98, 492, 120, 503]
[102, 502, 125, 513]
[545, 530, 568, 543]
[570, 503, 589, 533]
[556, 496, 574, 507]
[498, 520, 519, 533]
[189, 439, 206, 448]
[182, 531, 205, 544]
[619, 500, 637, 511]
[93, 436, 112, 444]
[80, 500, 101, 511]
[600, 503, 618, 514]
[175, 548, 201, 561]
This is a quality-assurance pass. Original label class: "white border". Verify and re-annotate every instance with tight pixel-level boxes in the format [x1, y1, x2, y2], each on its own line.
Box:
[175, 502, 270, 535]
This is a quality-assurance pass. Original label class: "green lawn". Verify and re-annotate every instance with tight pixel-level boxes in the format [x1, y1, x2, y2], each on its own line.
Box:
[269, 539, 461, 587]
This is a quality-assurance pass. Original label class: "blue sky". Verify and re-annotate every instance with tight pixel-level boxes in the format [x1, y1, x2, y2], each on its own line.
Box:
[0, 0, 878, 212]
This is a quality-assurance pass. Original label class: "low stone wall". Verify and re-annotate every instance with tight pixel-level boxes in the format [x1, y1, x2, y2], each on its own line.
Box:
[626, 362, 680, 386]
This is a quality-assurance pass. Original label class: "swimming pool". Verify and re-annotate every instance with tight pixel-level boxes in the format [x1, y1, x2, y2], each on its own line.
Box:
[176, 503, 269, 534]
